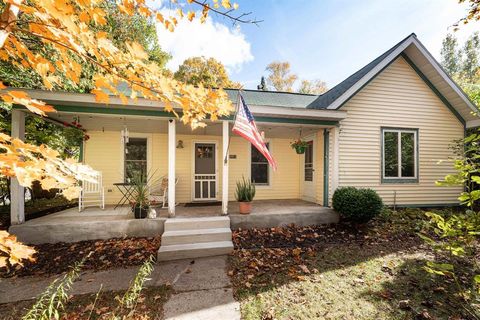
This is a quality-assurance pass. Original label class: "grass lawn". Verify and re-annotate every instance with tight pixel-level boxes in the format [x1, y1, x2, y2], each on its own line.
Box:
[0, 285, 172, 320]
[229, 209, 468, 319]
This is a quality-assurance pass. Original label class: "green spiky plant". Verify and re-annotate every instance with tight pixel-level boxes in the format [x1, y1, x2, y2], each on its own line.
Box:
[235, 176, 256, 202]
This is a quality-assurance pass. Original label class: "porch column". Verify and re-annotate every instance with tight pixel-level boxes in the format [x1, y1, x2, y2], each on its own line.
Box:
[10, 109, 25, 225]
[222, 121, 229, 215]
[331, 126, 340, 198]
[168, 119, 176, 217]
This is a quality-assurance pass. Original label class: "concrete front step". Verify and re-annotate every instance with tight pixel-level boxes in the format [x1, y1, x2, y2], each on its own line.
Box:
[162, 227, 232, 246]
[157, 241, 234, 261]
[164, 216, 230, 231]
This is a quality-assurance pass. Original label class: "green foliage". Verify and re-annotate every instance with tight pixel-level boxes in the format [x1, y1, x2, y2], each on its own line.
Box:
[23, 253, 91, 320]
[421, 210, 480, 318]
[436, 131, 480, 209]
[332, 187, 384, 223]
[174, 56, 241, 88]
[131, 171, 155, 209]
[118, 255, 155, 311]
[235, 176, 256, 202]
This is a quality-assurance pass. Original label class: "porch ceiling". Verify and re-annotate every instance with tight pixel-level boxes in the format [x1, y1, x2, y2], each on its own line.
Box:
[47, 111, 332, 138]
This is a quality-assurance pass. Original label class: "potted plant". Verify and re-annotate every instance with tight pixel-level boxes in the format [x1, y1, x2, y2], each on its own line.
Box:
[235, 177, 256, 214]
[290, 139, 309, 154]
[131, 172, 150, 219]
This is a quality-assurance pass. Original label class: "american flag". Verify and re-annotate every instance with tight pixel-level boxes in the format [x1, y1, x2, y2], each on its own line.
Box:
[232, 94, 278, 171]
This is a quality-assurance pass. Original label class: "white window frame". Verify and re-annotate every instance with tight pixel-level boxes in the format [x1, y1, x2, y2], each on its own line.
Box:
[249, 141, 271, 187]
[382, 128, 418, 182]
[121, 133, 152, 183]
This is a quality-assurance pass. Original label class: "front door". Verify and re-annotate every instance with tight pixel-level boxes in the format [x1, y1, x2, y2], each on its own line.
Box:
[302, 138, 316, 201]
[193, 143, 217, 200]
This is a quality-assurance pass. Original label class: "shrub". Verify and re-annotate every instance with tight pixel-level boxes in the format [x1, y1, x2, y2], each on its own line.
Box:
[332, 187, 383, 223]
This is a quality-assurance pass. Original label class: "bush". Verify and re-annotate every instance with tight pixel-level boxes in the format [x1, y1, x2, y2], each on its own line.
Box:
[332, 187, 383, 223]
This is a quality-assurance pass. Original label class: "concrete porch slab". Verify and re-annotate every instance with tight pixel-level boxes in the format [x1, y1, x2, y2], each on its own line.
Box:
[8, 199, 338, 244]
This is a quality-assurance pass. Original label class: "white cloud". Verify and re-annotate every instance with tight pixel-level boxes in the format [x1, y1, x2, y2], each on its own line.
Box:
[156, 10, 253, 73]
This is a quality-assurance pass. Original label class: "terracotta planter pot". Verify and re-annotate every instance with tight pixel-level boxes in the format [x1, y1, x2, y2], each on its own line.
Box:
[239, 201, 252, 214]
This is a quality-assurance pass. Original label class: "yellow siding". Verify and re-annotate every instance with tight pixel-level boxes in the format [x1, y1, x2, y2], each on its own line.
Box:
[84, 131, 304, 204]
[338, 56, 463, 205]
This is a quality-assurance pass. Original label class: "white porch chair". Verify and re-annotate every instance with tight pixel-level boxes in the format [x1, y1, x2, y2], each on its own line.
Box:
[149, 176, 178, 208]
[79, 171, 105, 212]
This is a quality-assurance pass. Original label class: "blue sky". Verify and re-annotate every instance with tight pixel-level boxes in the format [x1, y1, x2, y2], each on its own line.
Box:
[157, 0, 480, 90]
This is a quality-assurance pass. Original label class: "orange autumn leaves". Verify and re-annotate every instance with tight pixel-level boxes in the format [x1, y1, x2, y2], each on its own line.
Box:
[0, 231, 35, 269]
[0, 0, 236, 127]
[0, 0, 241, 195]
[0, 133, 96, 200]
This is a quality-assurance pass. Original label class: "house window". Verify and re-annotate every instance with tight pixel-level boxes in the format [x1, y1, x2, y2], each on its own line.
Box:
[382, 128, 418, 182]
[125, 137, 147, 182]
[304, 141, 313, 182]
[251, 143, 270, 185]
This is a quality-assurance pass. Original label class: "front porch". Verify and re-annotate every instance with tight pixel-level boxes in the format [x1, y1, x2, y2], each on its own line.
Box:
[9, 200, 338, 244]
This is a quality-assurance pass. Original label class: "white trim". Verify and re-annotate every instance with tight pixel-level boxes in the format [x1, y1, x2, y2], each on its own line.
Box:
[191, 140, 219, 201]
[222, 121, 229, 215]
[301, 134, 317, 202]
[249, 105, 347, 121]
[467, 119, 480, 129]
[168, 119, 176, 217]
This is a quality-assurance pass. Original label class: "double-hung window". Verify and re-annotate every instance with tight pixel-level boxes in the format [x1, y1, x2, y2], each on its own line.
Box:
[382, 128, 418, 183]
[125, 137, 147, 183]
[251, 143, 270, 185]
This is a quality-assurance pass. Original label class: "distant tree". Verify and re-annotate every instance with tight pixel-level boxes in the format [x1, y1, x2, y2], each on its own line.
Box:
[265, 61, 298, 92]
[461, 32, 480, 83]
[257, 76, 267, 91]
[440, 32, 480, 107]
[174, 57, 241, 88]
[441, 34, 461, 76]
[298, 79, 328, 94]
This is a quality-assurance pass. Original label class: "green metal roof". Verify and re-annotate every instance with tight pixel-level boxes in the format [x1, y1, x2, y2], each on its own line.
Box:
[225, 89, 319, 108]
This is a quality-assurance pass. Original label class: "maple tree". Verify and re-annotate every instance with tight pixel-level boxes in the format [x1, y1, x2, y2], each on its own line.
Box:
[0, 0, 257, 267]
[174, 56, 242, 89]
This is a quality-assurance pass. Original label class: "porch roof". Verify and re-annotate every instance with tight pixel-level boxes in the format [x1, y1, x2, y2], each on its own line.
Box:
[11, 88, 347, 127]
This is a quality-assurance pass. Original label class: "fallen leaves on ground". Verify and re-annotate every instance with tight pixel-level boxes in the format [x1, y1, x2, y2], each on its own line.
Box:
[0, 286, 171, 320]
[0, 237, 160, 278]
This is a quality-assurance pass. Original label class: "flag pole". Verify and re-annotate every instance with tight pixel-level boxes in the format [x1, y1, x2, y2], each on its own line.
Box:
[224, 89, 242, 164]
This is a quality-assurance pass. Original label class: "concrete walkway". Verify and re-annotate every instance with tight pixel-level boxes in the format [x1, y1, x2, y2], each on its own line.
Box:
[0, 256, 240, 319]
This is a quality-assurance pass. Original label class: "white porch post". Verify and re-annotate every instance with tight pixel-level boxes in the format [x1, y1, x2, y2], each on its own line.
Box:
[10, 109, 25, 225]
[168, 119, 176, 217]
[331, 126, 340, 198]
[222, 121, 229, 215]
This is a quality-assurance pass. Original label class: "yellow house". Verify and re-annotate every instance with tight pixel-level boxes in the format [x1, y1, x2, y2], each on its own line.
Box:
[8, 34, 480, 249]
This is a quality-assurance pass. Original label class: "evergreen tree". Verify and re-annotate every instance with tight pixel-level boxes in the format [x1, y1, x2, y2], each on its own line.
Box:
[257, 76, 267, 90]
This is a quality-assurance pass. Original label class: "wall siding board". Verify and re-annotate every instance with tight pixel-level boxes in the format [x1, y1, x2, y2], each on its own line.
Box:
[338, 56, 463, 206]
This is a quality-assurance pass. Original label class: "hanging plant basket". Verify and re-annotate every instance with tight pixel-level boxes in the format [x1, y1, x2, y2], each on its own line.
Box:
[291, 140, 309, 154]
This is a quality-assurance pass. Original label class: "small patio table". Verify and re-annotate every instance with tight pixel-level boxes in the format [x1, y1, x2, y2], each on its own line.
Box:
[113, 182, 136, 209]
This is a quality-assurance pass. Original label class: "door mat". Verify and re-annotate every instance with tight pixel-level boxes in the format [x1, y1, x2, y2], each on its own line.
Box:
[184, 201, 222, 207]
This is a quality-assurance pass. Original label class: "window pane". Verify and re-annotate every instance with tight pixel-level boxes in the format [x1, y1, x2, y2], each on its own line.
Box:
[401, 132, 415, 177]
[125, 161, 147, 182]
[304, 141, 313, 182]
[125, 138, 147, 182]
[251, 143, 270, 185]
[252, 164, 268, 184]
[251, 143, 269, 163]
[126, 138, 147, 160]
[384, 131, 398, 177]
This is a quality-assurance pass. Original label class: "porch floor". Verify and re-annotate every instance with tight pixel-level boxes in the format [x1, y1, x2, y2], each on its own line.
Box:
[9, 199, 339, 244]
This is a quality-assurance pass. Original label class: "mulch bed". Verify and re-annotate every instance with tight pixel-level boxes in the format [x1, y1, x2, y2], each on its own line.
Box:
[0, 237, 161, 278]
[233, 222, 421, 250]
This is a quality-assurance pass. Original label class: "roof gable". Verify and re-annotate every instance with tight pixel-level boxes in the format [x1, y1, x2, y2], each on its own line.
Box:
[306, 33, 479, 126]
